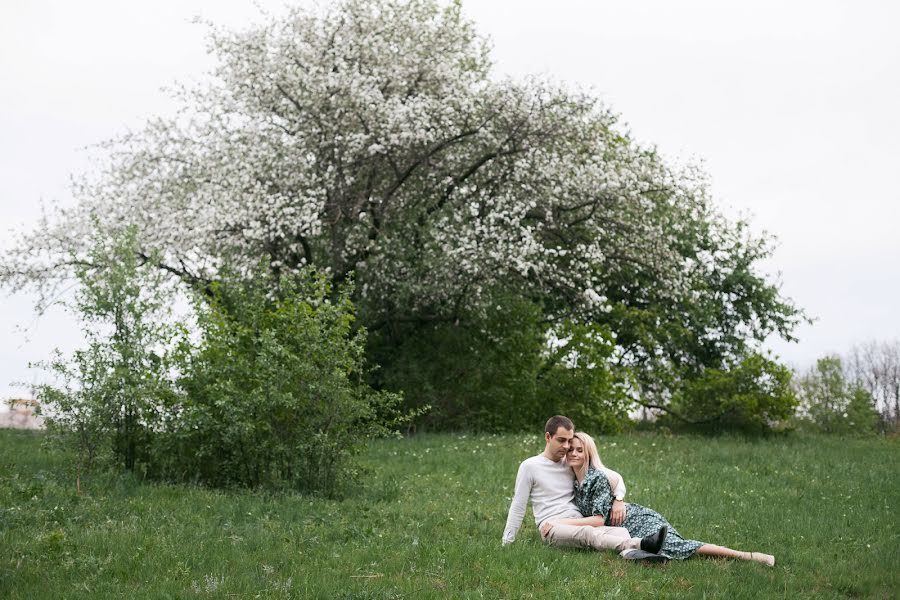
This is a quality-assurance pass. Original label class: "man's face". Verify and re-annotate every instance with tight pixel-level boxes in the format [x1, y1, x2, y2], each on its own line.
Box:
[544, 426, 574, 460]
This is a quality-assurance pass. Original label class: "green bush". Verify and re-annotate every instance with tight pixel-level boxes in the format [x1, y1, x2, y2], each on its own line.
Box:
[370, 297, 544, 431]
[160, 266, 411, 495]
[37, 229, 414, 496]
[667, 352, 797, 432]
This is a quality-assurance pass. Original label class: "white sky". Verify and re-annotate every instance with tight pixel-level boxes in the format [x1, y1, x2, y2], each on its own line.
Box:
[2, 0, 899, 400]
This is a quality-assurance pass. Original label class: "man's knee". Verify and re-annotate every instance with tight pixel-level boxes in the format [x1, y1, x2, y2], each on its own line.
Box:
[589, 526, 633, 552]
[545, 524, 632, 553]
[604, 526, 630, 538]
[544, 524, 587, 548]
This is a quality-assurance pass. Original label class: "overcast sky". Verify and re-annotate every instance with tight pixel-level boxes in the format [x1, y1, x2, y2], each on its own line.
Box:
[2, 0, 898, 400]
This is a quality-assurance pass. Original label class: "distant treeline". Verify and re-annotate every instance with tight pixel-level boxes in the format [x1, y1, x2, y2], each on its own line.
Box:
[791, 340, 900, 434]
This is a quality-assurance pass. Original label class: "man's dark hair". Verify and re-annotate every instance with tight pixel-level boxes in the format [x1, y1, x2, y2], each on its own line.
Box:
[544, 415, 574, 435]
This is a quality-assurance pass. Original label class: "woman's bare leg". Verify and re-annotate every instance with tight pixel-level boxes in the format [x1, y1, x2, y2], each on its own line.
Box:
[697, 544, 775, 566]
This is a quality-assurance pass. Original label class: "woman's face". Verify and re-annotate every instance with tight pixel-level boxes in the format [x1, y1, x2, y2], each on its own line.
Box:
[567, 437, 585, 468]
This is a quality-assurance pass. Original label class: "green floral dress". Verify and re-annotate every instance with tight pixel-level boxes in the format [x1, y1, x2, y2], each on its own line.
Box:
[574, 467, 704, 559]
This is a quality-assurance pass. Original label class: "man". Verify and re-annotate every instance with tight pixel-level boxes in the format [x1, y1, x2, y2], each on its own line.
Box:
[502, 415, 668, 561]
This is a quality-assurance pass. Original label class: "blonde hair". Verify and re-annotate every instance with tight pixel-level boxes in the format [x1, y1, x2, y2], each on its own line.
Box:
[572, 431, 604, 481]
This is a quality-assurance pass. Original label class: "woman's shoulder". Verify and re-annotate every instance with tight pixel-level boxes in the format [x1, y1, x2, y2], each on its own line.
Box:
[584, 466, 605, 484]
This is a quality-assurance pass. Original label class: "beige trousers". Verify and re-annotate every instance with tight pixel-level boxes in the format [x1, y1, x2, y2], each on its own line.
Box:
[542, 523, 639, 555]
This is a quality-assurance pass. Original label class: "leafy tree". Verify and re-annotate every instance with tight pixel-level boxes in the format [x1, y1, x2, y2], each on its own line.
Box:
[35, 227, 177, 489]
[2, 0, 804, 426]
[537, 320, 632, 433]
[795, 356, 879, 434]
[372, 296, 548, 432]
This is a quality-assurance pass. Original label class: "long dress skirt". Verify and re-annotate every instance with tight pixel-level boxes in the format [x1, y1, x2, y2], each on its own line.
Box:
[575, 467, 704, 559]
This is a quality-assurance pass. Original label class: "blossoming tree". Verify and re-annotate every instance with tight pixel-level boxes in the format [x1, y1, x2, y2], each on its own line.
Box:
[1, 0, 804, 426]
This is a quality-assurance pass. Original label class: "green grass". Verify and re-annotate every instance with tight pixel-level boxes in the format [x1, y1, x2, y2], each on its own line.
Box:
[1, 430, 898, 599]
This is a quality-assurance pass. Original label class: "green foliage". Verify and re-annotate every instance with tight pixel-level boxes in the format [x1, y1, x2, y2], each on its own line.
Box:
[160, 265, 412, 495]
[600, 214, 806, 423]
[37, 230, 415, 496]
[371, 297, 544, 432]
[795, 356, 880, 434]
[668, 353, 797, 432]
[35, 226, 177, 477]
[371, 296, 630, 432]
[538, 320, 632, 433]
[3, 0, 807, 434]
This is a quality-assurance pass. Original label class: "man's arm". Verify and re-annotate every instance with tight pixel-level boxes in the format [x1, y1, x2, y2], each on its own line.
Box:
[502, 461, 532, 544]
[603, 467, 626, 499]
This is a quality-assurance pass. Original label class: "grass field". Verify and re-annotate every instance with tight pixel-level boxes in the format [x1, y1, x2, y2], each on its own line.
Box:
[1, 429, 898, 599]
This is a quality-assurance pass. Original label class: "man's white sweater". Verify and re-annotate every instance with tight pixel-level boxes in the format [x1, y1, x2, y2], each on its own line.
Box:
[502, 454, 625, 544]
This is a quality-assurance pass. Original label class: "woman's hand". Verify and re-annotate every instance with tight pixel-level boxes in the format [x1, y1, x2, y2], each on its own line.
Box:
[609, 499, 626, 526]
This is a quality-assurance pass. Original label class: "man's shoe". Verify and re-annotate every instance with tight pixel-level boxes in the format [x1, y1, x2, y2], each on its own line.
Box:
[621, 549, 669, 563]
[640, 526, 668, 554]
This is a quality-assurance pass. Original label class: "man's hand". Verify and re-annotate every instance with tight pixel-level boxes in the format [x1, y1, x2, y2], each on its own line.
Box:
[540, 521, 556, 538]
[610, 499, 626, 526]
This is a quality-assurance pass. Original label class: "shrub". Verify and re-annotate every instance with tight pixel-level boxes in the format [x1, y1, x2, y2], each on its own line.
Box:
[160, 266, 411, 495]
[370, 297, 544, 431]
[667, 353, 797, 432]
[37, 229, 414, 496]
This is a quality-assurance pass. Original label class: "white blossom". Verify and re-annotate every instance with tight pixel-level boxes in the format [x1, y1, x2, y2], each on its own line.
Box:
[0, 0, 791, 362]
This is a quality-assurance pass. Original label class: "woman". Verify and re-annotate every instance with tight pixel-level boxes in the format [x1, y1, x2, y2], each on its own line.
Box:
[565, 432, 775, 566]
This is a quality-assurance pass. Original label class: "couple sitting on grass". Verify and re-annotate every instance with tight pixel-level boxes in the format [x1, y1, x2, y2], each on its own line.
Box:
[502, 415, 775, 566]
